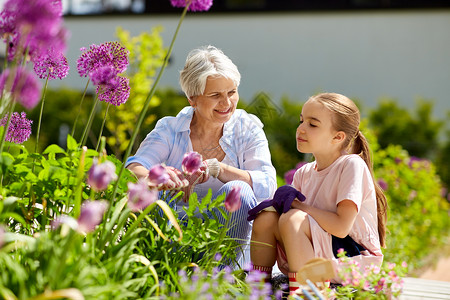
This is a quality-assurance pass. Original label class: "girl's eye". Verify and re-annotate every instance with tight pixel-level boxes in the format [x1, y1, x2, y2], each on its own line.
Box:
[310, 123, 317, 128]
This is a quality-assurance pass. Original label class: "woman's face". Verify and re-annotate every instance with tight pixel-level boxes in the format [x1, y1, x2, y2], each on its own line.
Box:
[189, 76, 239, 125]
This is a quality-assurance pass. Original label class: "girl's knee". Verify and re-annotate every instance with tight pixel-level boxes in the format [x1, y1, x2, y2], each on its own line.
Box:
[279, 210, 310, 233]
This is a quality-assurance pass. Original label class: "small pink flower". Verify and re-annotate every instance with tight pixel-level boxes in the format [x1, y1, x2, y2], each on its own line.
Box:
[127, 180, 157, 212]
[87, 159, 118, 191]
[401, 261, 408, 268]
[181, 151, 202, 175]
[77, 200, 108, 233]
[224, 186, 242, 212]
[337, 248, 345, 254]
[388, 262, 396, 270]
[148, 164, 170, 186]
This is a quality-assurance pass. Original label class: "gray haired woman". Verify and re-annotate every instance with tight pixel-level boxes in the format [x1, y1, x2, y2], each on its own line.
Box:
[126, 45, 276, 265]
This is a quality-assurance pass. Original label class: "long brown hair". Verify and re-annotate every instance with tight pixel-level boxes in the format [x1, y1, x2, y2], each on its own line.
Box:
[309, 93, 388, 247]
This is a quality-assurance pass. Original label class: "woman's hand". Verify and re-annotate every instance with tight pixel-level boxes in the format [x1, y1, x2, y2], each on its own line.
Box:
[181, 161, 210, 202]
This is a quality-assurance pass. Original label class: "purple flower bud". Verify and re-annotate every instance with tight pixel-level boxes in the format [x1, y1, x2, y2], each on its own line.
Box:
[181, 151, 202, 175]
[77, 200, 108, 233]
[87, 159, 118, 191]
[378, 178, 388, 191]
[224, 186, 242, 213]
[127, 180, 157, 212]
[148, 164, 170, 186]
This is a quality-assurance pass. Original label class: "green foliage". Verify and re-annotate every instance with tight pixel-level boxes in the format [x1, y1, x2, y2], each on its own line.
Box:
[368, 99, 443, 158]
[240, 93, 306, 176]
[373, 144, 450, 269]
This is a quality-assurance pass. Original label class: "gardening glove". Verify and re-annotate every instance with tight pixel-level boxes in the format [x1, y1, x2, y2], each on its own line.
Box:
[158, 166, 189, 191]
[247, 185, 306, 221]
[181, 161, 210, 203]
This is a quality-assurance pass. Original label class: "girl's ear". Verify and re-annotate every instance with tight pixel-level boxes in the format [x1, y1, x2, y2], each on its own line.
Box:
[332, 131, 346, 144]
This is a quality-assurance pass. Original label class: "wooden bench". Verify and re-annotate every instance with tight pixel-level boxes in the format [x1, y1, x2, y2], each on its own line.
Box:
[400, 277, 450, 299]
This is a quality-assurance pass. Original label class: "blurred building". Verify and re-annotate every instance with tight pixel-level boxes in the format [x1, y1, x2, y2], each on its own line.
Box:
[40, 1, 450, 117]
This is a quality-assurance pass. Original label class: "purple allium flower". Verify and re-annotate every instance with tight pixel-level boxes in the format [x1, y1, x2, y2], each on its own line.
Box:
[76, 41, 129, 78]
[127, 180, 157, 212]
[224, 185, 242, 213]
[87, 158, 118, 191]
[0, 112, 33, 144]
[284, 169, 296, 185]
[148, 164, 170, 186]
[0, 67, 42, 109]
[2, 0, 67, 58]
[0, 9, 16, 36]
[32, 48, 69, 80]
[77, 200, 108, 233]
[96, 76, 130, 106]
[51, 215, 78, 231]
[89, 65, 119, 88]
[181, 151, 202, 175]
[378, 178, 388, 191]
[170, 0, 213, 11]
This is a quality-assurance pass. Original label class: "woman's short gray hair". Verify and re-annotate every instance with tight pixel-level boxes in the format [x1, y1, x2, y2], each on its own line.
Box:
[179, 45, 241, 99]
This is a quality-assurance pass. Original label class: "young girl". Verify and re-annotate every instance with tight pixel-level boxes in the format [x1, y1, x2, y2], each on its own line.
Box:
[250, 92, 388, 294]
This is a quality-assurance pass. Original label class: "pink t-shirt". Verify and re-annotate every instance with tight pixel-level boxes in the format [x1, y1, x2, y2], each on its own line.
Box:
[277, 154, 383, 278]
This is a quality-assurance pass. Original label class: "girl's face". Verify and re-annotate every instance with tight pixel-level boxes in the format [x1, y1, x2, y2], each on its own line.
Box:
[189, 76, 239, 126]
[296, 100, 342, 155]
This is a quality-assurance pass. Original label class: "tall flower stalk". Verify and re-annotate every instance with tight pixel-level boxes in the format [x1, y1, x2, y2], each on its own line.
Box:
[111, 3, 191, 200]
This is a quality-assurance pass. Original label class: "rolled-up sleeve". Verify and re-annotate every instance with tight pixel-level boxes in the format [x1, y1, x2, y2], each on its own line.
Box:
[125, 119, 172, 169]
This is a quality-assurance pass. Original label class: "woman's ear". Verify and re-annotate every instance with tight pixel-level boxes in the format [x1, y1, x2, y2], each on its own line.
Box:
[332, 131, 346, 144]
[188, 96, 196, 108]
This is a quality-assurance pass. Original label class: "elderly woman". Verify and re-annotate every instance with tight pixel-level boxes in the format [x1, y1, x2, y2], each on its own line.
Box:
[126, 45, 276, 264]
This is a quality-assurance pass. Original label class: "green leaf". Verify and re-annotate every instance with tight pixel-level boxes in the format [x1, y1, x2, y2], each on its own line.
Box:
[66, 134, 78, 151]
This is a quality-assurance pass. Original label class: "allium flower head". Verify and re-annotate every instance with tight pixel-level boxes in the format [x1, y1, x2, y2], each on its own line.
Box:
[0, 67, 42, 109]
[148, 164, 170, 186]
[77, 200, 108, 233]
[77, 41, 129, 78]
[96, 76, 130, 106]
[182, 151, 202, 175]
[32, 48, 69, 80]
[170, 0, 213, 11]
[2, 0, 67, 58]
[89, 65, 119, 88]
[377, 178, 388, 191]
[127, 180, 157, 212]
[225, 185, 242, 212]
[87, 158, 118, 191]
[0, 112, 33, 144]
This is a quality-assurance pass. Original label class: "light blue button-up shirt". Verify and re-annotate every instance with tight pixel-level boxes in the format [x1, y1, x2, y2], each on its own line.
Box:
[126, 106, 276, 202]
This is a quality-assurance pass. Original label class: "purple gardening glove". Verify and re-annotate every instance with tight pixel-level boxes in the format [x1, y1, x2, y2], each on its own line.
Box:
[247, 185, 306, 221]
[181, 161, 210, 202]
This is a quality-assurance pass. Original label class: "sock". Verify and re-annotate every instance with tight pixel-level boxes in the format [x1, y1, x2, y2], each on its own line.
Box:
[288, 271, 301, 294]
[252, 265, 272, 283]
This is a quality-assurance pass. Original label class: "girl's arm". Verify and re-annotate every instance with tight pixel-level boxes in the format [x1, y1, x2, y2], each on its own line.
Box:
[291, 199, 358, 238]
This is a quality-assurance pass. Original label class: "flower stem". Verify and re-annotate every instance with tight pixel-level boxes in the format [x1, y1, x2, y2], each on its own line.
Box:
[95, 103, 110, 152]
[80, 96, 100, 147]
[111, 4, 190, 201]
[34, 74, 50, 154]
[71, 79, 90, 139]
